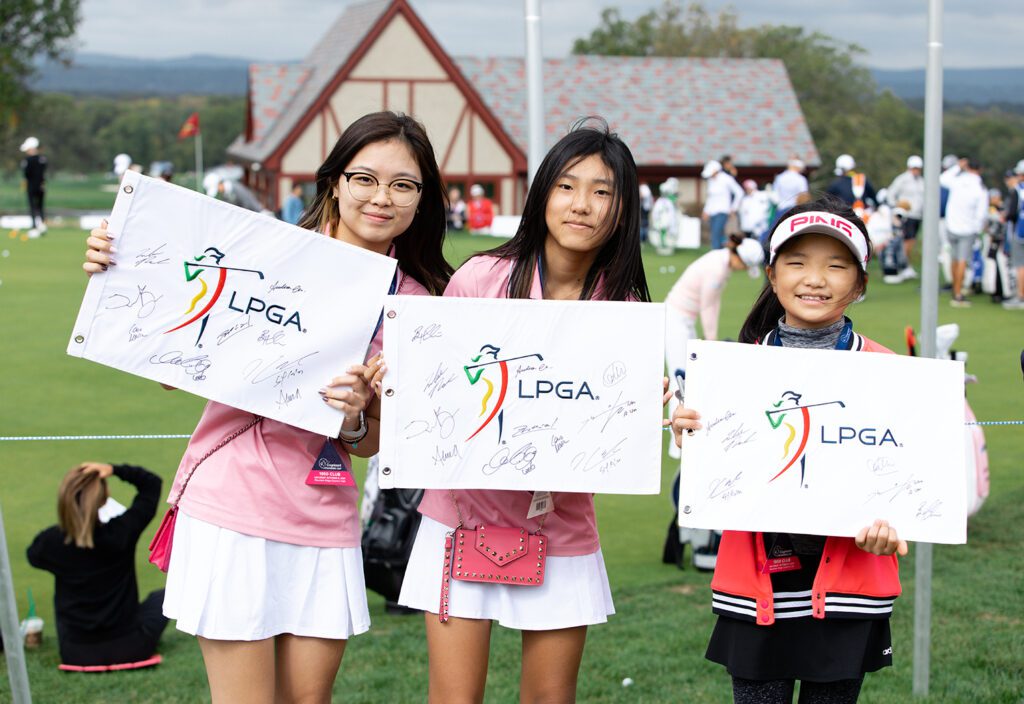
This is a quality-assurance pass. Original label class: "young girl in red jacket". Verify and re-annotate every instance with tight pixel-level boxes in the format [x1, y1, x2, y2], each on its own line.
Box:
[671, 195, 909, 704]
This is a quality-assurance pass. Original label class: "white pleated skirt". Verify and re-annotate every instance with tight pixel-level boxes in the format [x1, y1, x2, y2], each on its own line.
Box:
[163, 511, 370, 641]
[398, 516, 615, 631]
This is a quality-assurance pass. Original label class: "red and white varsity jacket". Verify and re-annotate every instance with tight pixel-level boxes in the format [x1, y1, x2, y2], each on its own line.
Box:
[710, 333, 901, 626]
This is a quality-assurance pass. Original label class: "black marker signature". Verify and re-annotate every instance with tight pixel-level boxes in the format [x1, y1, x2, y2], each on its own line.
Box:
[276, 388, 301, 409]
[708, 471, 743, 500]
[149, 351, 211, 381]
[722, 423, 757, 451]
[432, 444, 462, 467]
[134, 243, 170, 267]
[571, 437, 627, 474]
[258, 329, 287, 347]
[705, 411, 736, 436]
[267, 280, 304, 294]
[423, 363, 456, 399]
[580, 391, 637, 432]
[482, 443, 537, 476]
[105, 285, 162, 319]
[511, 417, 558, 437]
[411, 324, 443, 343]
[216, 316, 253, 346]
[404, 407, 458, 440]
[602, 361, 627, 387]
[243, 352, 319, 387]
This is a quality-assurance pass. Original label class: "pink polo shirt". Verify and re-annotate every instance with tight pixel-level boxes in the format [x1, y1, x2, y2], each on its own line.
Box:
[664, 248, 731, 341]
[416, 255, 602, 557]
[171, 268, 427, 548]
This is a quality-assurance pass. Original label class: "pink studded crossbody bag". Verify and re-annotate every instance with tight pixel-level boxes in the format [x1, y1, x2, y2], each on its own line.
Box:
[438, 490, 548, 623]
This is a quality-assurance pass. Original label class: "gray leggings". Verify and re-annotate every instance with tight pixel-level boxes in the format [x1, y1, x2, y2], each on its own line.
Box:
[731, 676, 864, 704]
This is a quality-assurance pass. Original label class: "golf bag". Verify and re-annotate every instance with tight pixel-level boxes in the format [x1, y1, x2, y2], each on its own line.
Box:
[361, 458, 423, 603]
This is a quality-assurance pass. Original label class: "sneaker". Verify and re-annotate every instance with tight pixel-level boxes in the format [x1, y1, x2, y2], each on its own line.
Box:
[882, 274, 904, 284]
[1002, 298, 1024, 310]
[901, 266, 919, 280]
[950, 296, 972, 308]
[26, 228, 40, 239]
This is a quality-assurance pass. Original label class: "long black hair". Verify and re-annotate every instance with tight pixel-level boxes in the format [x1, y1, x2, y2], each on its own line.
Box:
[738, 195, 869, 343]
[483, 118, 650, 302]
[298, 111, 453, 295]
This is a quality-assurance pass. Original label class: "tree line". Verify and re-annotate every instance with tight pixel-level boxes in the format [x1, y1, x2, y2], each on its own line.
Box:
[1, 94, 245, 176]
[573, 2, 1024, 188]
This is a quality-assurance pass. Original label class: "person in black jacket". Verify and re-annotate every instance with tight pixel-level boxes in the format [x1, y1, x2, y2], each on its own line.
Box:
[19, 136, 47, 236]
[27, 462, 168, 666]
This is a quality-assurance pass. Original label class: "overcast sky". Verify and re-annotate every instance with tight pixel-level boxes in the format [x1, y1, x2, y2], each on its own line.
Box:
[78, 0, 1020, 69]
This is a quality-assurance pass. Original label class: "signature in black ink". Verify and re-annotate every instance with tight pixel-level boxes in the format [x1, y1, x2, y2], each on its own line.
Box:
[722, 423, 757, 451]
[105, 285, 162, 319]
[411, 324, 443, 343]
[571, 437, 627, 474]
[915, 499, 943, 520]
[705, 411, 736, 436]
[551, 435, 567, 453]
[432, 444, 462, 467]
[511, 417, 558, 438]
[515, 362, 550, 376]
[243, 352, 319, 387]
[275, 388, 301, 409]
[134, 243, 170, 267]
[483, 443, 537, 476]
[128, 324, 146, 342]
[868, 457, 898, 476]
[258, 329, 287, 347]
[216, 316, 254, 346]
[404, 407, 458, 440]
[602, 361, 627, 387]
[268, 280, 304, 294]
[149, 351, 211, 381]
[423, 363, 456, 399]
[708, 471, 743, 501]
[580, 391, 637, 432]
[866, 473, 924, 504]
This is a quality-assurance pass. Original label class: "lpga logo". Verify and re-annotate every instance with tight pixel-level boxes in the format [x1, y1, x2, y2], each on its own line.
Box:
[765, 391, 845, 487]
[463, 344, 544, 443]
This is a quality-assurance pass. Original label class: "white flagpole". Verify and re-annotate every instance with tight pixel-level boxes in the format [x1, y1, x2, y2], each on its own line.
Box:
[195, 129, 204, 193]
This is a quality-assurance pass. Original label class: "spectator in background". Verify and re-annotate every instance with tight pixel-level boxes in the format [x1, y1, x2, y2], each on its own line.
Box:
[446, 186, 466, 231]
[1005, 161, 1024, 309]
[282, 183, 305, 225]
[771, 156, 809, 219]
[113, 153, 133, 179]
[466, 183, 494, 233]
[20, 136, 47, 237]
[827, 153, 876, 217]
[701, 160, 743, 249]
[737, 179, 770, 240]
[651, 177, 680, 256]
[720, 154, 738, 178]
[639, 182, 654, 243]
[945, 157, 989, 307]
[27, 462, 168, 667]
[886, 155, 925, 279]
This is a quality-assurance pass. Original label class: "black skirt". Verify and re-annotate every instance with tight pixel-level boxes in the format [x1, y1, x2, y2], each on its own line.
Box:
[705, 615, 892, 682]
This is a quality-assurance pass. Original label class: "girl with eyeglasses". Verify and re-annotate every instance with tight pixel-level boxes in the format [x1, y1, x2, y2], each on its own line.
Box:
[390, 119, 652, 703]
[83, 111, 452, 703]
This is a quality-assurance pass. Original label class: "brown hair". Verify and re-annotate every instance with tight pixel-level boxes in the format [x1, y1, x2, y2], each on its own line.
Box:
[57, 466, 108, 549]
[298, 111, 452, 295]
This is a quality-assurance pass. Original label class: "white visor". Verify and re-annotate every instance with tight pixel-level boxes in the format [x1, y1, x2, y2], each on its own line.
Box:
[769, 211, 869, 271]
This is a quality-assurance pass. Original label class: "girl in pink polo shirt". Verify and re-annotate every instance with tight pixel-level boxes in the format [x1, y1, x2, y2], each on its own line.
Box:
[397, 120, 651, 703]
[83, 112, 452, 703]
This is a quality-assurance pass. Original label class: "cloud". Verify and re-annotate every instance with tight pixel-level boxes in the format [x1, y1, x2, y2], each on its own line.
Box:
[75, 0, 1017, 69]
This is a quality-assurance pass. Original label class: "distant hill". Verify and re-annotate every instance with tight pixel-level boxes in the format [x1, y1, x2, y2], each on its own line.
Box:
[30, 53, 1024, 106]
[29, 53, 262, 95]
[873, 67, 1024, 105]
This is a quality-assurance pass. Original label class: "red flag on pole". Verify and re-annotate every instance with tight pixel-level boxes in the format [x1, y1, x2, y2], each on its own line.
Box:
[178, 113, 200, 140]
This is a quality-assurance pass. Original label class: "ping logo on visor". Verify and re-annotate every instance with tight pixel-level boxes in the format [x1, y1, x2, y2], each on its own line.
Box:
[770, 210, 869, 271]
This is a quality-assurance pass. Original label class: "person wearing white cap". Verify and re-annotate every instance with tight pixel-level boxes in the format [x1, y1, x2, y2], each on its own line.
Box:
[651, 177, 680, 255]
[702, 160, 744, 249]
[664, 233, 765, 451]
[670, 196, 908, 702]
[1004, 159, 1024, 309]
[886, 155, 925, 278]
[771, 156, 809, 218]
[826, 154, 876, 218]
[946, 157, 989, 306]
[466, 183, 495, 233]
[19, 136, 47, 236]
[738, 179, 771, 240]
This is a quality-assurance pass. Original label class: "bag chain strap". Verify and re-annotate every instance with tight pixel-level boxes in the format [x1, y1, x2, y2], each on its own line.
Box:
[171, 415, 263, 506]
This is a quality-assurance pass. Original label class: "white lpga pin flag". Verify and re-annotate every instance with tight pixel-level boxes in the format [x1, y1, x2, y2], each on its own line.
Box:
[68, 171, 397, 437]
[377, 295, 666, 493]
[679, 340, 967, 544]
